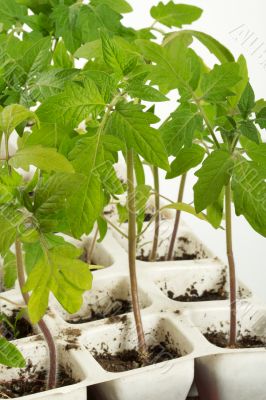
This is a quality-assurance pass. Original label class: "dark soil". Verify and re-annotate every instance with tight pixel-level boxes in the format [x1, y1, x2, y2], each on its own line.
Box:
[93, 343, 180, 373]
[0, 312, 33, 340]
[67, 299, 131, 324]
[165, 269, 227, 303]
[144, 213, 153, 222]
[0, 365, 78, 398]
[136, 236, 206, 262]
[204, 330, 266, 348]
[167, 286, 227, 302]
[137, 251, 199, 262]
[62, 328, 82, 350]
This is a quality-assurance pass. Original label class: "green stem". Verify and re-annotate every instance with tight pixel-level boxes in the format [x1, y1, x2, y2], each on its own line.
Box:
[150, 26, 167, 35]
[194, 98, 220, 149]
[167, 173, 187, 261]
[231, 133, 240, 153]
[225, 184, 237, 348]
[4, 134, 11, 175]
[127, 148, 148, 361]
[149, 166, 160, 262]
[86, 227, 99, 265]
[151, 192, 174, 204]
[89, 93, 123, 185]
[52, 38, 59, 55]
[103, 216, 128, 239]
[15, 240, 57, 390]
[0, 296, 27, 308]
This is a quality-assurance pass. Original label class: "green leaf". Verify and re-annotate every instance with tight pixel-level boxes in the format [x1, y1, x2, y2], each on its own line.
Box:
[51, 4, 83, 53]
[0, 169, 22, 204]
[151, 2, 202, 28]
[136, 184, 151, 214]
[0, 35, 53, 104]
[62, 134, 105, 174]
[117, 203, 128, 224]
[100, 30, 137, 75]
[23, 243, 93, 323]
[90, 0, 132, 13]
[22, 122, 71, 149]
[162, 202, 209, 223]
[166, 144, 205, 179]
[23, 234, 70, 275]
[67, 120, 123, 237]
[15, 0, 54, 15]
[194, 150, 234, 212]
[21, 35, 52, 81]
[24, 242, 43, 275]
[239, 121, 260, 144]
[70, 134, 124, 196]
[253, 100, 266, 114]
[3, 251, 17, 289]
[227, 55, 248, 109]
[207, 189, 224, 229]
[0, 338, 26, 368]
[243, 140, 266, 167]
[233, 157, 266, 237]
[106, 101, 169, 171]
[37, 79, 105, 129]
[28, 69, 78, 102]
[51, 3, 124, 53]
[102, 134, 126, 160]
[238, 82, 255, 118]
[136, 34, 199, 94]
[66, 174, 102, 235]
[98, 160, 124, 196]
[256, 107, 266, 129]
[134, 153, 145, 186]
[10, 146, 74, 173]
[181, 30, 234, 63]
[33, 173, 81, 232]
[0, 0, 27, 31]
[80, 70, 118, 103]
[0, 206, 22, 255]
[97, 216, 107, 242]
[74, 39, 102, 59]
[161, 103, 203, 156]
[127, 82, 168, 102]
[53, 40, 74, 69]
[67, 139, 104, 237]
[0, 105, 38, 136]
[201, 63, 241, 102]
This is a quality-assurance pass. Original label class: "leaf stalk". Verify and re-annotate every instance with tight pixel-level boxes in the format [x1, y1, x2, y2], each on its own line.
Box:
[126, 148, 148, 361]
[15, 240, 57, 390]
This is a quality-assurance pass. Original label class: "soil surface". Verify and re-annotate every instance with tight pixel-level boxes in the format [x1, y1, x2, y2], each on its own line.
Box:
[204, 330, 266, 348]
[136, 236, 206, 262]
[67, 299, 131, 324]
[1, 312, 33, 340]
[167, 286, 227, 302]
[93, 343, 180, 372]
[144, 213, 153, 222]
[137, 252, 199, 262]
[0, 366, 78, 398]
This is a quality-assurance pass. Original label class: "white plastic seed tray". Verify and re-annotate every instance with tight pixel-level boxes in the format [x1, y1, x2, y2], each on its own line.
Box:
[1, 222, 263, 400]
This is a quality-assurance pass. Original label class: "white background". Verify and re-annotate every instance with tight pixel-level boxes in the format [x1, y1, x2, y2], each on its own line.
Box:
[123, 1, 266, 300]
